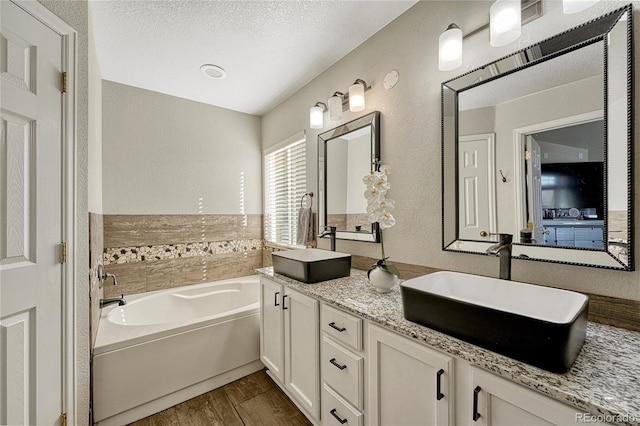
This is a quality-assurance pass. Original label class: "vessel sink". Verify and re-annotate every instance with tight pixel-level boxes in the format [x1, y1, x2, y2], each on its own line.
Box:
[400, 271, 588, 373]
[272, 248, 351, 284]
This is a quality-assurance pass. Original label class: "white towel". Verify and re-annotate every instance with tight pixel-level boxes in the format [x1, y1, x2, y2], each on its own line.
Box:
[296, 207, 313, 246]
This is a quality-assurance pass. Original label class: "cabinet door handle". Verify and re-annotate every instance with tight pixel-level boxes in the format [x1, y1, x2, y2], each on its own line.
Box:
[274, 291, 280, 306]
[436, 369, 445, 401]
[328, 321, 346, 332]
[330, 408, 348, 424]
[473, 386, 482, 421]
[329, 358, 347, 370]
[282, 294, 288, 310]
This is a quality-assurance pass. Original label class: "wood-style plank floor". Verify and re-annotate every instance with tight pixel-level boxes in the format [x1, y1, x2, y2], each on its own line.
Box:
[128, 369, 312, 426]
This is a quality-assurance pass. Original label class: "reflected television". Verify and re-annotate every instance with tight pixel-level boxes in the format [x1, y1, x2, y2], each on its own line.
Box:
[541, 162, 604, 218]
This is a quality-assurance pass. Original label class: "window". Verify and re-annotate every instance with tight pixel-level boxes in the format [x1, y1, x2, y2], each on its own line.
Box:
[264, 132, 307, 246]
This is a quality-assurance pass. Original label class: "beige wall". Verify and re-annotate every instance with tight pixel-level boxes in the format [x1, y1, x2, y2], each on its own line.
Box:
[261, 0, 640, 302]
[102, 81, 262, 215]
[38, 0, 90, 423]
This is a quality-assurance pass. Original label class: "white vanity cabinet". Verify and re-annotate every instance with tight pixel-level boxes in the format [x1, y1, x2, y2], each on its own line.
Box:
[320, 304, 365, 426]
[260, 277, 320, 421]
[368, 324, 454, 426]
[468, 367, 611, 426]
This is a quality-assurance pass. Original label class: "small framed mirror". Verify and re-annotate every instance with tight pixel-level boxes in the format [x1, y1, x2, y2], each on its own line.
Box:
[442, 5, 633, 270]
[319, 111, 380, 243]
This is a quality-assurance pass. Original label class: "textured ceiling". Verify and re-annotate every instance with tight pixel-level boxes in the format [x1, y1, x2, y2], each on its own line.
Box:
[90, 0, 418, 116]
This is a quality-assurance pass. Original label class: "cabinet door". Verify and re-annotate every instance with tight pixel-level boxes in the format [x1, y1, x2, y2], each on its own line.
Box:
[260, 278, 284, 382]
[284, 288, 320, 419]
[368, 324, 453, 426]
[469, 367, 611, 426]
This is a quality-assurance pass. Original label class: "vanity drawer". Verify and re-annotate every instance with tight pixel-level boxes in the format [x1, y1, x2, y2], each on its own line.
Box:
[322, 304, 362, 351]
[322, 336, 363, 408]
[322, 384, 363, 426]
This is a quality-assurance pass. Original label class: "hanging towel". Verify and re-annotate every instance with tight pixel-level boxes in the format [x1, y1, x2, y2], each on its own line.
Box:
[296, 207, 313, 246]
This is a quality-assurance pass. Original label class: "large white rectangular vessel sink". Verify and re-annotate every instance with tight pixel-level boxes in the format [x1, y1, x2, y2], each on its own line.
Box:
[400, 271, 588, 373]
[272, 248, 351, 284]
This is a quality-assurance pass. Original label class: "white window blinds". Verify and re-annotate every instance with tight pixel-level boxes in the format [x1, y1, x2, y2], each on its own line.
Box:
[264, 133, 307, 246]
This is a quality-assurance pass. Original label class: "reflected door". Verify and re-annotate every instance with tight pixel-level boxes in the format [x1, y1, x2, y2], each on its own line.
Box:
[458, 134, 496, 241]
[526, 136, 543, 243]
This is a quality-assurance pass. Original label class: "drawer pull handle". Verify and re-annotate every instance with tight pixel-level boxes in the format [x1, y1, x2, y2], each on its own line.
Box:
[330, 408, 348, 424]
[282, 294, 288, 310]
[274, 291, 280, 306]
[436, 369, 445, 400]
[329, 322, 346, 332]
[329, 358, 347, 370]
[473, 386, 482, 421]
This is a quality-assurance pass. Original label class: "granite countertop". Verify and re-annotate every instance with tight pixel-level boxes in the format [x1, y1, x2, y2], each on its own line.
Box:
[257, 267, 640, 426]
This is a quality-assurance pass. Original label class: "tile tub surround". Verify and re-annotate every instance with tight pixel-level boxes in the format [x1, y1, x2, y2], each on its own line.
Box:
[89, 213, 104, 350]
[257, 267, 640, 426]
[102, 214, 263, 297]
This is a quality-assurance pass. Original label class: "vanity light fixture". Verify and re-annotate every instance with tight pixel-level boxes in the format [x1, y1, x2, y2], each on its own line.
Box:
[328, 92, 345, 121]
[490, 0, 522, 47]
[348, 79, 367, 112]
[439, 23, 463, 71]
[562, 0, 601, 14]
[438, 0, 541, 71]
[310, 102, 327, 129]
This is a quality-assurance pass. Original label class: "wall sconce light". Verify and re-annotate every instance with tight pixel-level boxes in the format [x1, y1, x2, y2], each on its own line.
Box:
[309, 102, 327, 129]
[562, 0, 601, 14]
[439, 23, 463, 71]
[328, 92, 345, 121]
[348, 79, 367, 112]
[490, 0, 522, 47]
[438, 0, 541, 71]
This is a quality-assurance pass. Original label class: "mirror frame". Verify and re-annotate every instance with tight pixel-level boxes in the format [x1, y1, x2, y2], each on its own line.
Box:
[441, 5, 633, 271]
[319, 111, 381, 243]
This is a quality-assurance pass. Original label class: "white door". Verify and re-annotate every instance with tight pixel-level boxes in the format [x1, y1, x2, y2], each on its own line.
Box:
[284, 288, 320, 419]
[458, 134, 497, 241]
[260, 278, 284, 382]
[526, 136, 543, 243]
[0, 2, 64, 424]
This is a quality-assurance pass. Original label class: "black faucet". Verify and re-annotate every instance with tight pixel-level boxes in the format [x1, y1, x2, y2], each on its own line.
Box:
[319, 226, 337, 251]
[100, 294, 127, 308]
[486, 233, 513, 280]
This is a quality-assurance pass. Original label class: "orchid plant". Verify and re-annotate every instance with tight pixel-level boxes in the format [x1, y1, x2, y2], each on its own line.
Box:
[363, 164, 400, 278]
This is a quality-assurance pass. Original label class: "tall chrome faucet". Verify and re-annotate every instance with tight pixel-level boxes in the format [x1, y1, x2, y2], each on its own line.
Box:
[486, 233, 513, 280]
[319, 226, 337, 251]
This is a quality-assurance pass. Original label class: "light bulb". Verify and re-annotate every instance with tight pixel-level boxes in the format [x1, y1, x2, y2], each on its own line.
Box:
[439, 24, 462, 71]
[490, 0, 521, 47]
[310, 104, 324, 129]
[348, 81, 365, 112]
[328, 93, 343, 121]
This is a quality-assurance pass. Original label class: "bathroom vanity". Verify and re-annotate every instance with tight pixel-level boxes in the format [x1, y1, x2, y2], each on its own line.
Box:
[258, 267, 640, 426]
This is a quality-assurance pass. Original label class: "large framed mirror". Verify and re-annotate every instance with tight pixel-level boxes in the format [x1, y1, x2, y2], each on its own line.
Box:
[442, 5, 633, 270]
[319, 111, 380, 243]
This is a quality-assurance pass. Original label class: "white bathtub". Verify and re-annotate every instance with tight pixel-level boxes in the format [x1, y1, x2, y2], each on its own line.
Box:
[93, 275, 263, 425]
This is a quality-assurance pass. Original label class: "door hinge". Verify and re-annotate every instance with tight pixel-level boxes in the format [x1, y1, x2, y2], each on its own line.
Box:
[60, 412, 67, 426]
[61, 72, 67, 93]
[524, 150, 532, 160]
[60, 242, 67, 264]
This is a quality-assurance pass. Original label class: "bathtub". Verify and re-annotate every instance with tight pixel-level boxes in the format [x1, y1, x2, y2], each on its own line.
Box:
[93, 275, 263, 425]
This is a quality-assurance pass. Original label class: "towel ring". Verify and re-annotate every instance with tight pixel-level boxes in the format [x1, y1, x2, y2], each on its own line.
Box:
[300, 192, 313, 209]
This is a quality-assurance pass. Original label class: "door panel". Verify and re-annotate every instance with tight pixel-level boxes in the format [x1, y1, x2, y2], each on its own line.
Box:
[0, 2, 63, 424]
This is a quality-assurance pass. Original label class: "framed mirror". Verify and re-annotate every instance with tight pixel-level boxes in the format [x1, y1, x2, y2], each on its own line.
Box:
[442, 5, 633, 270]
[319, 111, 380, 243]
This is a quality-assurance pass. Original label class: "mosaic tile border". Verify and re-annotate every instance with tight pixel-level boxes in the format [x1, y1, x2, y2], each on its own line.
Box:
[104, 238, 264, 265]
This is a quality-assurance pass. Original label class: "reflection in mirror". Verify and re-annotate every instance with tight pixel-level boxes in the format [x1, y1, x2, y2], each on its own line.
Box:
[442, 5, 633, 270]
[319, 112, 380, 243]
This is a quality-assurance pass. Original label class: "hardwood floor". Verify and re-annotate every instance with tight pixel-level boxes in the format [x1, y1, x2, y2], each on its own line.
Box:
[129, 370, 312, 426]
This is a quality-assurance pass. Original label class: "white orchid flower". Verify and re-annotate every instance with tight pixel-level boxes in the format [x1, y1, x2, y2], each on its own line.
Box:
[378, 211, 396, 229]
[364, 187, 383, 202]
[362, 171, 375, 185]
[379, 165, 391, 176]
